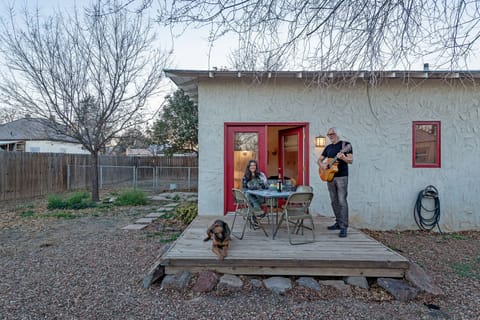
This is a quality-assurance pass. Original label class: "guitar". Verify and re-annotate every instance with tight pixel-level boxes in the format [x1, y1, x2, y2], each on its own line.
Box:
[318, 144, 352, 182]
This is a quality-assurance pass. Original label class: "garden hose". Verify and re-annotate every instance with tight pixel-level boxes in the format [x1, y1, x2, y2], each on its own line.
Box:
[413, 185, 442, 233]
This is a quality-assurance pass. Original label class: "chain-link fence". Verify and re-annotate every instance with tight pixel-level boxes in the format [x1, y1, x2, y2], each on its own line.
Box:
[67, 165, 198, 192]
[0, 153, 198, 200]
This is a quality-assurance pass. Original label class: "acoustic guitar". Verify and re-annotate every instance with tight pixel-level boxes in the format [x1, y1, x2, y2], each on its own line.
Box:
[318, 144, 352, 182]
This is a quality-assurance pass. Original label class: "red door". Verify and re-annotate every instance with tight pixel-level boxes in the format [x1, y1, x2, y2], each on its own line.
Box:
[278, 127, 308, 186]
[224, 125, 267, 213]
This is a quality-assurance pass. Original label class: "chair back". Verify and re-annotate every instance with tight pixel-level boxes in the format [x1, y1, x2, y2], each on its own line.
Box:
[284, 192, 313, 217]
[232, 188, 251, 217]
[295, 185, 313, 193]
[232, 188, 249, 207]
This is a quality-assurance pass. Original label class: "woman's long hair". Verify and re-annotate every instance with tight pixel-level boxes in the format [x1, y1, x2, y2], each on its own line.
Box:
[244, 159, 260, 181]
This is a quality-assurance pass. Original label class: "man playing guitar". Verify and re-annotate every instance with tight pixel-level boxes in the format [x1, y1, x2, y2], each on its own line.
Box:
[317, 127, 353, 237]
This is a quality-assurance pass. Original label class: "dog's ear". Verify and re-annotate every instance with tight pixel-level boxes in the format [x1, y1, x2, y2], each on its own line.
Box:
[207, 224, 216, 234]
[223, 222, 231, 238]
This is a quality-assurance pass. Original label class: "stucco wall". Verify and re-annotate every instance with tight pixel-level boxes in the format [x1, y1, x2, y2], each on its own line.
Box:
[25, 140, 89, 154]
[197, 77, 480, 231]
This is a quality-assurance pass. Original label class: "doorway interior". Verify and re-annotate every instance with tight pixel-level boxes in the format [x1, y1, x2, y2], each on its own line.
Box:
[224, 123, 309, 213]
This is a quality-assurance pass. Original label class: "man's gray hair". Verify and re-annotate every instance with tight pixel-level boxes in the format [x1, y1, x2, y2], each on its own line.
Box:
[330, 127, 342, 138]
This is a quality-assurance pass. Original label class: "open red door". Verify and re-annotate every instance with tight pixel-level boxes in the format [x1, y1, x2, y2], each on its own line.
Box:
[278, 127, 307, 187]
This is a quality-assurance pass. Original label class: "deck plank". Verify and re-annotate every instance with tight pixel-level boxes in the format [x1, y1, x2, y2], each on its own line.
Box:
[160, 215, 409, 277]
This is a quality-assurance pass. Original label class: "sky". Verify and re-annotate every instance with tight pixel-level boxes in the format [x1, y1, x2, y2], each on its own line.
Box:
[3, 0, 233, 70]
[0, 0, 235, 120]
[2, 0, 480, 119]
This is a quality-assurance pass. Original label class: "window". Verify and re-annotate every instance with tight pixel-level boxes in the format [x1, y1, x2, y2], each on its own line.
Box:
[412, 121, 441, 168]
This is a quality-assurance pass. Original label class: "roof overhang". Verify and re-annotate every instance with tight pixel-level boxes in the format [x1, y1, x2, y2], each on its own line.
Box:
[164, 69, 480, 104]
[0, 140, 22, 146]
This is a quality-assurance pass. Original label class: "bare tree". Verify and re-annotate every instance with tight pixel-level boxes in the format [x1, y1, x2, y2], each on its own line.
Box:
[0, 105, 21, 124]
[0, 0, 169, 201]
[158, 0, 480, 71]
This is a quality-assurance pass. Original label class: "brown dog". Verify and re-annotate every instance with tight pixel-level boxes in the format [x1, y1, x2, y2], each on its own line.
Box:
[203, 219, 231, 260]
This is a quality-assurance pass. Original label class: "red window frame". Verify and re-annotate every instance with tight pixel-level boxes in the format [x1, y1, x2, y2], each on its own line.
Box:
[412, 121, 441, 168]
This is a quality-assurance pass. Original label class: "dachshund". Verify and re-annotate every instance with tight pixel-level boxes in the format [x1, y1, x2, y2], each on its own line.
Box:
[203, 219, 231, 260]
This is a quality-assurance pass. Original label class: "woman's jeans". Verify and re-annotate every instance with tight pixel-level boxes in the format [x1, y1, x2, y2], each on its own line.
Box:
[247, 193, 265, 209]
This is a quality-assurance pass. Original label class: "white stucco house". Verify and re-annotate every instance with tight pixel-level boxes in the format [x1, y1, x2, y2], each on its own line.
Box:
[165, 69, 480, 231]
[0, 117, 89, 154]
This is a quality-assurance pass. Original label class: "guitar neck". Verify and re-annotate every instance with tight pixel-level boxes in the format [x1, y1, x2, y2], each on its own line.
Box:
[327, 144, 351, 167]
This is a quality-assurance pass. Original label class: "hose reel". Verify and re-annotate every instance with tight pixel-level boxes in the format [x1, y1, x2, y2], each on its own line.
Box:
[413, 185, 442, 233]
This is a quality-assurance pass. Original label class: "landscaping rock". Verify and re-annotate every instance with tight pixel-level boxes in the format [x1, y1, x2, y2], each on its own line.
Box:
[143, 244, 171, 288]
[263, 277, 292, 295]
[319, 280, 352, 294]
[377, 278, 419, 302]
[192, 271, 220, 293]
[296, 277, 321, 291]
[216, 274, 243, 295]
[249, 278, 264, 288]
[343, 276, 369, 289]
[160, 271, 192, 291]
[406, 261, 444, 296]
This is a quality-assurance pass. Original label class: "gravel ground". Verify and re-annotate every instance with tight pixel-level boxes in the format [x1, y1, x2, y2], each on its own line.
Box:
[1, 197, 479, 320]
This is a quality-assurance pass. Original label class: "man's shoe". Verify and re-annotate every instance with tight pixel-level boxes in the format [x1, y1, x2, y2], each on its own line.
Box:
[327, 223, 340, 230]
[339, 228, 347, 238]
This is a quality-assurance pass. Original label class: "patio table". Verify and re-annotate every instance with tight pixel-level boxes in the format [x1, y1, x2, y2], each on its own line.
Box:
[245, 189, 293, 238]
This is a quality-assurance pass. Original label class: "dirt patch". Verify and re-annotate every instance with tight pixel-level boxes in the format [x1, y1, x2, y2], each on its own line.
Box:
[1, 197, 479, 319]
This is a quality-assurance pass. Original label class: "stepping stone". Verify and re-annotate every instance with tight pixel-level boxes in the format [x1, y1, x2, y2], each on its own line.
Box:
[164, 203, 179, 208]
[145, 212, 165, 218]
[135, 218, 155, 224]
[122, 224, 148, 230]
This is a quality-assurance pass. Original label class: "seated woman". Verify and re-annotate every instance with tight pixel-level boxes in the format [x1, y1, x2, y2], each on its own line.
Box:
[242, 159, 268, 214]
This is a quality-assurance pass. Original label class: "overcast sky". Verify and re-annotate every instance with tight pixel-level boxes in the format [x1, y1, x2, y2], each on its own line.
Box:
[0, 0, 237, 119]
[2, 0, 234, 70]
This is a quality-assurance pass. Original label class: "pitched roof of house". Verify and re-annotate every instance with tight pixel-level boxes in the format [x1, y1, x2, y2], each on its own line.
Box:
[164, 69, 480, 104]
[0, 117, 78, 143]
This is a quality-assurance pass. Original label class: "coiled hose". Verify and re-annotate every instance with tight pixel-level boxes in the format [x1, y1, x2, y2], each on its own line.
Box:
[413, 185, 442, 233]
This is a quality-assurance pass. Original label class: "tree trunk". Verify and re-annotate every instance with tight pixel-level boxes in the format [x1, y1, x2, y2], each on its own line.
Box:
[91, 151, 100, 202]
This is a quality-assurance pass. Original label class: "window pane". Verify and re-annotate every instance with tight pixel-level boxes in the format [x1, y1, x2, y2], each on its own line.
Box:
[233, 133, 258, 189]
[413, 121, 440, 168]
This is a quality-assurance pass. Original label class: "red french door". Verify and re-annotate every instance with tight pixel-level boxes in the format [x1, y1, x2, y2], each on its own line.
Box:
[224, 123, 308, 214]
[278, 127, 307, 186]
[224, 125, 267, 213]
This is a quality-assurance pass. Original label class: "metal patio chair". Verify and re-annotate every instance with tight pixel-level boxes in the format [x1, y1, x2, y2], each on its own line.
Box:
[231, 188, 269, 239]
[273, 192, 315, 245]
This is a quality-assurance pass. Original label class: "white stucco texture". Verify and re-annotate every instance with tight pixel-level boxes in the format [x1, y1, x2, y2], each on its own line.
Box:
[196, 77, 480, 231]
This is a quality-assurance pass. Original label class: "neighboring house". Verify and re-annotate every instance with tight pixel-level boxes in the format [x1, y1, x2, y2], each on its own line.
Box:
[126, 148, 153, 156]
[0, 117, 89, 154]
[165, 69, 480, 231]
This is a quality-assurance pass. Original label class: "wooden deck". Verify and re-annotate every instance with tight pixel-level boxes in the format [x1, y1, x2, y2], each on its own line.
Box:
[160, 215, 410, 277]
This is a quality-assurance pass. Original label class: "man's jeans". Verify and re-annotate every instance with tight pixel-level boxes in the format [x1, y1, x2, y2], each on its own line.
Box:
[327, 176, 349, 228]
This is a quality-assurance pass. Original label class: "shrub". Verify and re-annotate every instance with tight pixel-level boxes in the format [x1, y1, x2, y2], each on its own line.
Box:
[173, 202, 198, 225]
[47, 192, 95, 210]
[47, 195, 67, 210]
[114, 189, 148, 206]
[67, 191, 95, 210]
[20, 210, 35, 217]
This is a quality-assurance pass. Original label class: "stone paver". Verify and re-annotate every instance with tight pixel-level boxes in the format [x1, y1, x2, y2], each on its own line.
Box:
[122, 224, 148, 230]
[145, 212, 165, 218]
[135, 218, 155, 224]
